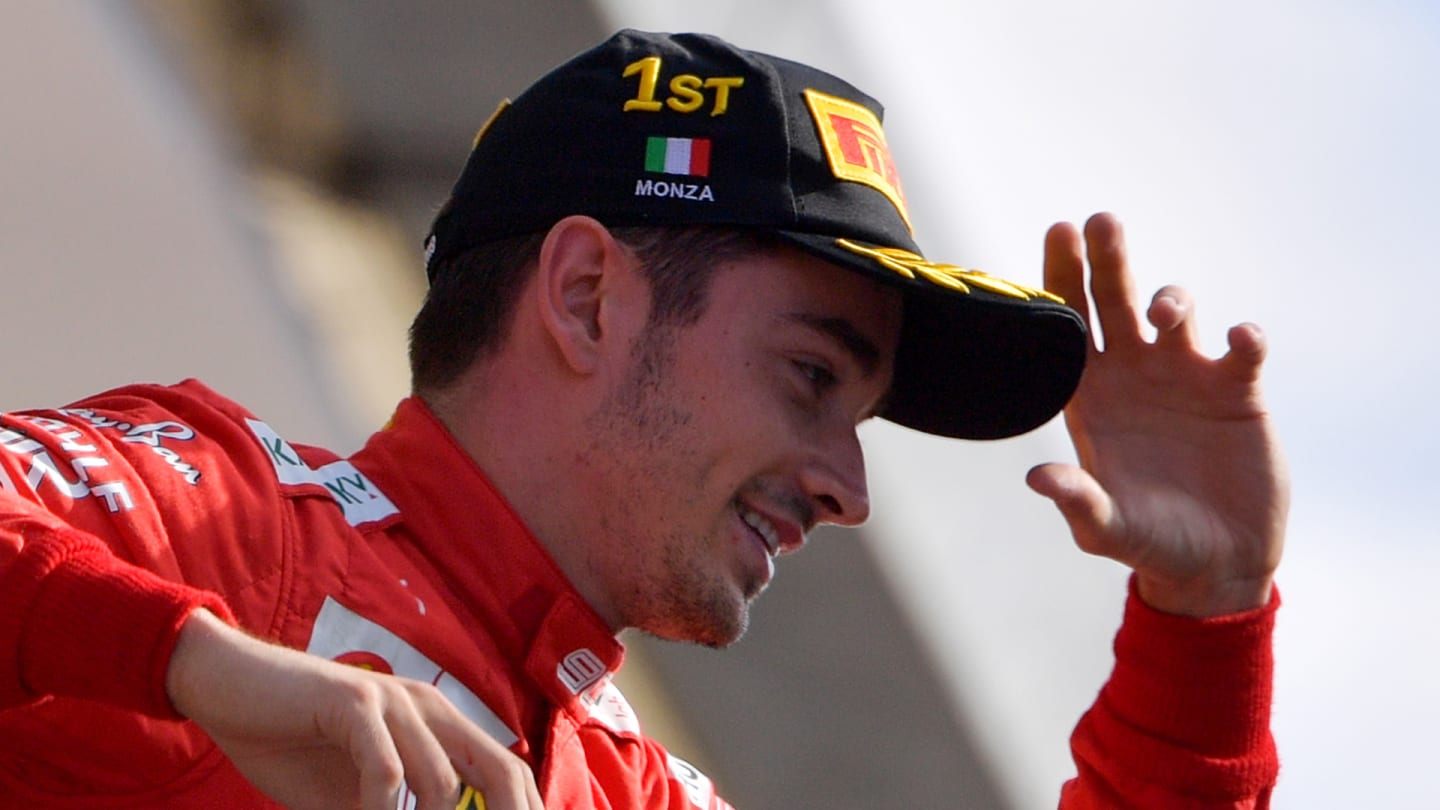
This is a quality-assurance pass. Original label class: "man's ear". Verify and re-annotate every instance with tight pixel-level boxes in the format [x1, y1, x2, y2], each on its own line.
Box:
[534, 215, 640, 374]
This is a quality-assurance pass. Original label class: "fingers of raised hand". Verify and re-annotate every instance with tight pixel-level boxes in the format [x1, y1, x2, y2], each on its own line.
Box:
[1219, 322, 1269, 383]
[1082, 213, 1144, 350]
[1147, 285, 1201, 351]
[1047, 215, 1241, 365]
[1043, 214, 1147, 352]
[1025, 463, 1122, 559]
[1043, 220, 1088, 326]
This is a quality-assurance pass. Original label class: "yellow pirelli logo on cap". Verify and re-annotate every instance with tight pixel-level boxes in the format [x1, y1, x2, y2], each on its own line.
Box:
[804, 89, 912, 232]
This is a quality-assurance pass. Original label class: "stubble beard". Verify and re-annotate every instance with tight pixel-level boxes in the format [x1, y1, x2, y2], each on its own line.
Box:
[587, 324, 756, 649]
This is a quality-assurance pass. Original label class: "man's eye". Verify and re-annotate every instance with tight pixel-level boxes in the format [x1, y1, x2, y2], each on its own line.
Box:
[796, 361, 837, 391]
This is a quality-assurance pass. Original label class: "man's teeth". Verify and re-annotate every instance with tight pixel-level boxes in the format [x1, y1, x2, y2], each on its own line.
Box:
[739, 506, 780, 556]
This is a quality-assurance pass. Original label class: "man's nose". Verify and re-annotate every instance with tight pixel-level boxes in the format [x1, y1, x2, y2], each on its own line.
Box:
[798, 426, 870, 527]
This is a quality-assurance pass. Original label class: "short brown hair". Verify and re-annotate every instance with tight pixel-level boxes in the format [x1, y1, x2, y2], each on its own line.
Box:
[408, 225, 780, 393]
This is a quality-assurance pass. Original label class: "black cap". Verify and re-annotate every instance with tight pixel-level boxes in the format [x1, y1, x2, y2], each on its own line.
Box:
[427, 30, 1087, 440]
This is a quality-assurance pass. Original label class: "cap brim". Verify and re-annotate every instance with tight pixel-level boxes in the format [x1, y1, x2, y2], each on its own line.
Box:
[773, 231, 1089, 440]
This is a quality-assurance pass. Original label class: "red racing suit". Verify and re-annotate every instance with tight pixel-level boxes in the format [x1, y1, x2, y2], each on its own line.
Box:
[0, 380, 1279, 808]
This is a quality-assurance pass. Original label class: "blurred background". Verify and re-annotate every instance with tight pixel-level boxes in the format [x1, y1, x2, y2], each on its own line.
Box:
[3, 2, 1435, 808]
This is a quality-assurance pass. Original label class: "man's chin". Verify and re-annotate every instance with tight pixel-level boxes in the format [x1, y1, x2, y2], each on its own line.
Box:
[637, 603, 751, 649]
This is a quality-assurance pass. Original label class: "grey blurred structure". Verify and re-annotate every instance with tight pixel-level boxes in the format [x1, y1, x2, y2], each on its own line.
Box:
[2, 3, 1125, 807]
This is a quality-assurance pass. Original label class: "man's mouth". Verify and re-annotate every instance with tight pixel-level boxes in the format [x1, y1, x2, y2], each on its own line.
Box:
[737, 504, 781, 557]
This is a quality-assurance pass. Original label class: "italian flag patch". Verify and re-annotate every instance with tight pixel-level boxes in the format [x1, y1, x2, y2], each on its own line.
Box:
[645, 136, 711, 177]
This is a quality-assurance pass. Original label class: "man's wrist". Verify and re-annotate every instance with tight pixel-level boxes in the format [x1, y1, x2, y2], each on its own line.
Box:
[1134, 572, 1276, 618]
[165, 607, 234, 719]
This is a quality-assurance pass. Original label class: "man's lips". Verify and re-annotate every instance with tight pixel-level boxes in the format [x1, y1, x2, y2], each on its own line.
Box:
[737, 501, 805, 557]
[738, 505, 779, 556]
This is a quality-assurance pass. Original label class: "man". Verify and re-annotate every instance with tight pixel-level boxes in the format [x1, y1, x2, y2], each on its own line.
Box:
[0, 30, 1285, 809]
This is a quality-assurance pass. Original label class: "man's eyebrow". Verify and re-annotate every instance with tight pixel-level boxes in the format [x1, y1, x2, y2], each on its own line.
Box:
[782, 312, 882, 377]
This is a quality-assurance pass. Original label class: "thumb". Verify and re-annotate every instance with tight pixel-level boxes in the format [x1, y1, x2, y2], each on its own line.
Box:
[1026, 463, 1123, 560]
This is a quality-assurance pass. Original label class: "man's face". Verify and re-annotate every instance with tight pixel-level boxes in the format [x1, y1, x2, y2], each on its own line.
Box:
[579, 246, 903, 647]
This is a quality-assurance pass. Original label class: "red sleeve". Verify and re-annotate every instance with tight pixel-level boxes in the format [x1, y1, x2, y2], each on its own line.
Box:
[1060, 577, 1279, 809]
[0, 382, 277, 720]
[0, 503, 234, 718]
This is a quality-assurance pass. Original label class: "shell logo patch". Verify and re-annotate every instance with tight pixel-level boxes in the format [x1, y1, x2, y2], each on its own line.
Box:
[804, 89, 912, 231]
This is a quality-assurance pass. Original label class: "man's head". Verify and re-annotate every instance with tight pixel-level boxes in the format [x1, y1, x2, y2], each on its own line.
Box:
[408, 30, 1089, 644]
[414, 214, 900, 646]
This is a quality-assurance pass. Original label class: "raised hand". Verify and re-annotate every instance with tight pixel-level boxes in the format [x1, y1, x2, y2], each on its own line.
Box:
[166, 608, 545, 810]
[1026, 213, 1289, 617]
